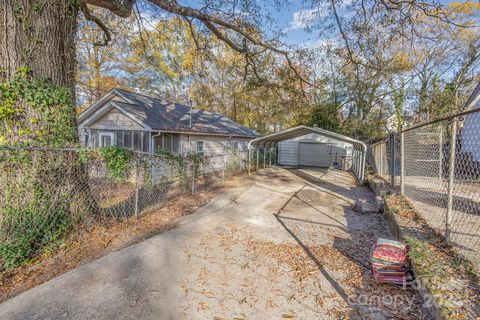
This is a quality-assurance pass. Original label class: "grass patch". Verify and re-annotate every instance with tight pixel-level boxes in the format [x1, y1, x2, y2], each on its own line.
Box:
[385, 195, 479, 320]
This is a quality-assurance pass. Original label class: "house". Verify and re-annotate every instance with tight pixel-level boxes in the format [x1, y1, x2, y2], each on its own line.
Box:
[77, 89, 259, 157]
[459, 82, 480, 162]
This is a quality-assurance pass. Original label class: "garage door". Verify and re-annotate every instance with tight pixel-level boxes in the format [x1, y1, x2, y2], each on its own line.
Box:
[298, 142, 331, 167]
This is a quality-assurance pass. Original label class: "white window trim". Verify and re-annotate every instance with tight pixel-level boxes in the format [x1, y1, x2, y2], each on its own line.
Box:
[196, 140, 205, 155]
[99, 131, 115, 147]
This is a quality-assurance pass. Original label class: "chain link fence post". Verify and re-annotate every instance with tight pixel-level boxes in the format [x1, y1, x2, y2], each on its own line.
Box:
[439, 128, 443, 183]
[380, 142, 384, 176]
[445, 118, 459, 243]
[400, 131, 405, 195]
[390, 132, 396, 187]
[191, 162, 195, 194]
[134, 156, 140, 218]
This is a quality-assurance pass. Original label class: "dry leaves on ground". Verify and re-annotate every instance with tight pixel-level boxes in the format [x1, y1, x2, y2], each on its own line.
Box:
[0, 175, 249, 303]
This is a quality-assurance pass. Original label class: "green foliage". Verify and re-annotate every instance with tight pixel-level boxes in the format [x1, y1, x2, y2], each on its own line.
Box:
[403, 234, 448, 281]
[303, 102, 342, 133]
[98, 146, 134, 181]
[185, 152, 206, 179]
[156, 149, 206, 191]
[0, 67, 77, 146]
[0, 188, 71, 269]
[341, 117, 386, 143]
[156, 149, 187, 185]
[0, 151, 73, 269]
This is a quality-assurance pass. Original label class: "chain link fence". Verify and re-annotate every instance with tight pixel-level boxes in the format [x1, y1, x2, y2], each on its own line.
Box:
[368, 109, 480, 269]
[0, 146, 263, 268]
[401, 110, 480, 268]
[0, 147, 254, 219]
[368, 133, 400, 186]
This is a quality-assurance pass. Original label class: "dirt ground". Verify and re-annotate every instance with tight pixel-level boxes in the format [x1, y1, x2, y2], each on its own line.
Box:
[0, 167, 425, 319]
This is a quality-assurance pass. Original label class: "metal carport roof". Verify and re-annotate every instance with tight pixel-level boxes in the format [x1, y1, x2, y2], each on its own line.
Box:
[247, 126, 367, 182]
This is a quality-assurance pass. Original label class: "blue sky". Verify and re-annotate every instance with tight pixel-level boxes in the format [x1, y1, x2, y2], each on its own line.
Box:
[270, 2, 315, 46]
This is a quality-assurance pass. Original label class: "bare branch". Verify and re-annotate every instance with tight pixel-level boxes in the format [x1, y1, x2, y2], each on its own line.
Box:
[80, 3, 112, 46]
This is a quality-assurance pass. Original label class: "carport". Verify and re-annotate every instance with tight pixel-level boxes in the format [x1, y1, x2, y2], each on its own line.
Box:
[247, 126, 367, 182]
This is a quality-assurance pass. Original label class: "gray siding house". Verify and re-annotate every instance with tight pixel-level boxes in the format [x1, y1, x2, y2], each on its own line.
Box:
[460, 82, 480, 162]
[77, 89, 258, 156]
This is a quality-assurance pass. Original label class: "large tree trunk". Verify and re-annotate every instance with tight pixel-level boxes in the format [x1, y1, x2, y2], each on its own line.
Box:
[1, 1, 79, 146]
[0, 2, 100, 262]
[0, 1, 77, 89]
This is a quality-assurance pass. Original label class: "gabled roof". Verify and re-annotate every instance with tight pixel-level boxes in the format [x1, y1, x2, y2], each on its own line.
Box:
[78, 89, 259, 138]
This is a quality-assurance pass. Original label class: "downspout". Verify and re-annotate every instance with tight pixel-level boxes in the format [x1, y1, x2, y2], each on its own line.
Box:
[151, 132, 161, 154]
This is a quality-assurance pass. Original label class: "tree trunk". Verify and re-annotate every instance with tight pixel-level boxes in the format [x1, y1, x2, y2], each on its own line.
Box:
[0, 2, 101, 217]
[1, 0, 77, 93]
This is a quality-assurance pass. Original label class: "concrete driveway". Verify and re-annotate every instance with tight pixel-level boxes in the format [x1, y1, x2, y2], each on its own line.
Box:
[0, 167, 424, 319]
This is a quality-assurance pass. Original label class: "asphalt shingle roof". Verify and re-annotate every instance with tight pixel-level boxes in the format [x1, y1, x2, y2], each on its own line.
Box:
[114, 89, 259, 138]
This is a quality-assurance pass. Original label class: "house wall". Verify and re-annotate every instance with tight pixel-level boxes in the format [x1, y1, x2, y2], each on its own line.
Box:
[460, 96, 480, 161]
[278, 133, 353, 170]
[180, 134, 250, 156]
[89, 109, 143, 131]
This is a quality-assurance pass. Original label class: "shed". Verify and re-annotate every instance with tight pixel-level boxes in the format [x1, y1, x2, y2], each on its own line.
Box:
[248, 126, 367, 182]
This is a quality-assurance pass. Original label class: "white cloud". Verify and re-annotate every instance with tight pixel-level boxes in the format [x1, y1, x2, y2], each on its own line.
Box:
[286, 0, 354, 32]
[287, 7, 327, 31]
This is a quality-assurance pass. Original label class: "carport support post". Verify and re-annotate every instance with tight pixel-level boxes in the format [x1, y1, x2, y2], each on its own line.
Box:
[360, 150, 366, 183]
[352, 149, 357, 174]
[445, 118, 458, 244]
[248, 148, 251, 175]
[269, 147, 272, 167]
[263, 148, 266, 169]
[273, 145, 277, 165]
[400, 132, 405, 195]
[256, 148, 259, 171]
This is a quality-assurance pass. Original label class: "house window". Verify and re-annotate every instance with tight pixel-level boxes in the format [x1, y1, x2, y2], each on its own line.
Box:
[100, 132, 114, 147]
[196, 141, 204, 156]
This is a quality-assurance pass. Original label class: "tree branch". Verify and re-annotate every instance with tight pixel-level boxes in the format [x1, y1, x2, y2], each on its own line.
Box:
[80, 3, 112, 46]
[82, 0, 134, 18]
